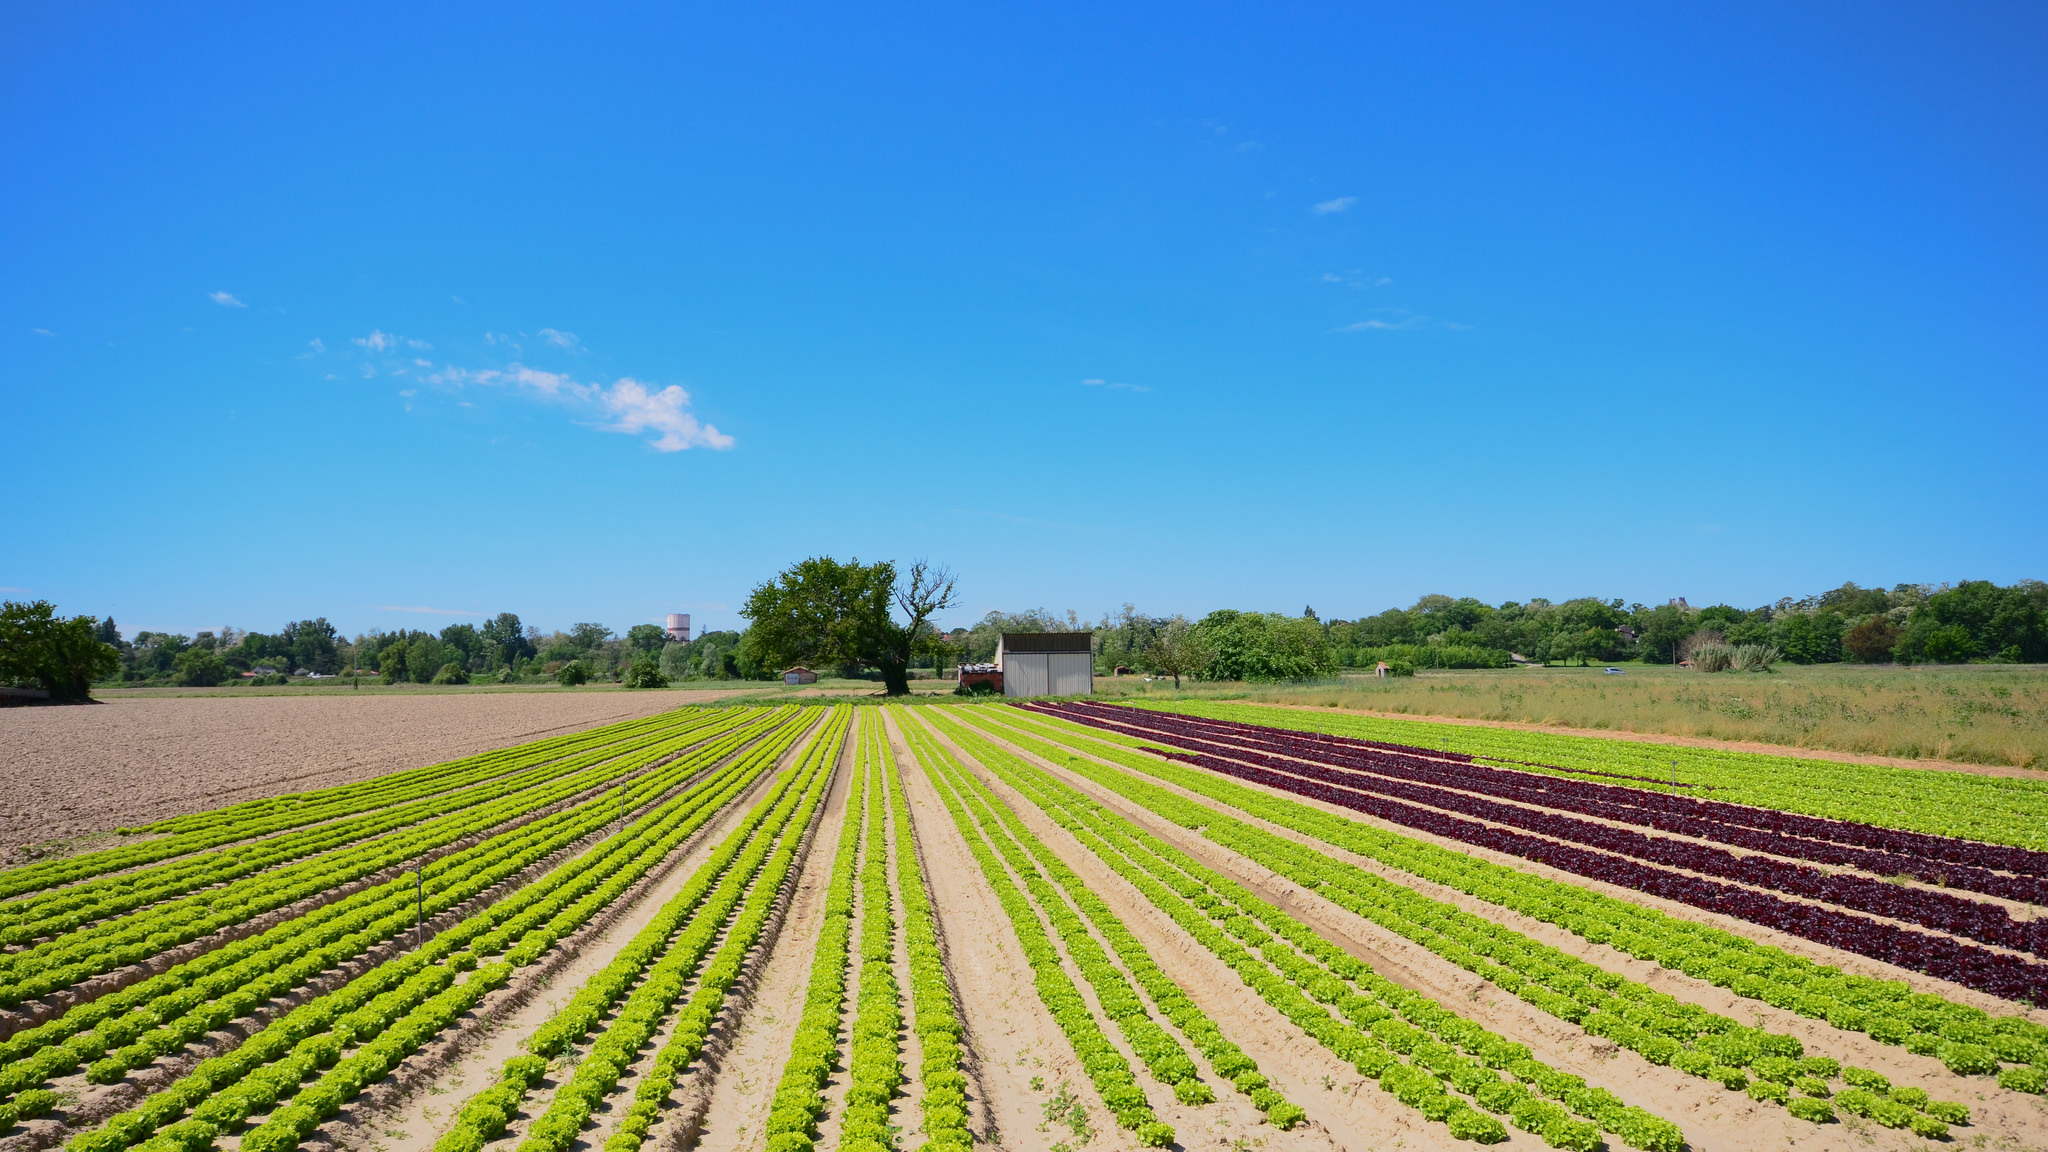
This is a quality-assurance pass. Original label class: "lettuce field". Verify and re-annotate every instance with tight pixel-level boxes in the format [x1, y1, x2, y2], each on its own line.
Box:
[4, 700, 2045, 1152]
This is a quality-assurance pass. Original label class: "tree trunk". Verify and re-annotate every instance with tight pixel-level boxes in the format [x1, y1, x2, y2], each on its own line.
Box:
[880, 659, 911, 696]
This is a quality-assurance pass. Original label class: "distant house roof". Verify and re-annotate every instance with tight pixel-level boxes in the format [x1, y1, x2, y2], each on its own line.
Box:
[783, 666, 814, 674]
[998, 632, 1092, 654]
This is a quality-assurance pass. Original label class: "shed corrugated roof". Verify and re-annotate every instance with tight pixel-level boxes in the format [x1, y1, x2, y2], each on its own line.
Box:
[999, 632, 1093, 653]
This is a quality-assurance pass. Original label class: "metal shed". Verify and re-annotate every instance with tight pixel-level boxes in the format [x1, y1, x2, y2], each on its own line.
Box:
[782, 666, 818, 685]
[996, 632, 1093, 698]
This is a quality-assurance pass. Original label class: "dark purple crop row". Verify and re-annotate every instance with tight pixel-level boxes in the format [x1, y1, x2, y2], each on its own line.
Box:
[1027, 703, 2048, 1005]
[1048, 696, 2048, 910]
[1041, 702, 2048, 894]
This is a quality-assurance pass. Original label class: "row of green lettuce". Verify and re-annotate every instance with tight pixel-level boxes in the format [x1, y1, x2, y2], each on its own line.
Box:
[982, 706, 1992, 1139]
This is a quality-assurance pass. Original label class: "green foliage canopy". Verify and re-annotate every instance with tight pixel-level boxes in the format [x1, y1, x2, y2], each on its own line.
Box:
[0, 600, 121, 702]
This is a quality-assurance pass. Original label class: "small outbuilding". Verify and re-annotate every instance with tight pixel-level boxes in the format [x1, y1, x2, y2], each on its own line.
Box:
[957, 662, 1002, 694]
[997, 632, 1094, 698]
[782, 666, 818, 685]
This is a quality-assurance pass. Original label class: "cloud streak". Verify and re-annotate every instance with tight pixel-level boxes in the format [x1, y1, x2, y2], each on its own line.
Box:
[377, 605, 483, 615]
[426, 363, 734, 452]
[1313, 197, 1357, 215]
[209, 291, 246, 307]
[1081, 377, 1151, 393]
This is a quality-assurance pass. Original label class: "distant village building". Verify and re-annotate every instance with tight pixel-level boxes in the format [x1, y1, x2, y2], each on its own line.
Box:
[996, 632, 1093, 698]
[782, 666, 817, 685]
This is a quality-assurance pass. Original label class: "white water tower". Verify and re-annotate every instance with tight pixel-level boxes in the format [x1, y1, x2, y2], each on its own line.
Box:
[665, 614, 691, 643]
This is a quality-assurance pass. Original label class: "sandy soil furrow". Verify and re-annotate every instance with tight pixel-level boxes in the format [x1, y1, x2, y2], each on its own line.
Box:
[0, 738, 709, 1044]
[890, 724, 1103, 1152]
[0, 728, 777, 1152]
[679, 737, 851, 1152]
[342, 721, 820, 1152]
[879, 713, 995, 1147]
[971, 715, 2048, 1152]
[918, 719, 1374, 1152]
[0, 691, 762, 857]
[919, 715, 1460, 1152]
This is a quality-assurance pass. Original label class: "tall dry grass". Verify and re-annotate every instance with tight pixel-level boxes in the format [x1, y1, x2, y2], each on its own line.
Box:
[1092, 662, 2048, 768]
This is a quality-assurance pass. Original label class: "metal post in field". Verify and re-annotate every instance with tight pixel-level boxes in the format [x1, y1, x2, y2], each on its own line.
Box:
[415, 868, 424, 951]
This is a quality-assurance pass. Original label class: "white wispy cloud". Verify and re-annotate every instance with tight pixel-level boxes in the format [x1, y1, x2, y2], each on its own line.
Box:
[1313, 197, 1357, 215]
[425, 363, 734, 452]
[353, 329, 430, 352]
[539, 328, 579, 349]
[32, 328, 54, 337]
[1336, 310, 1468, 333]
[377, 605, 483, 616]
[209, 291, 246, 307]
[308, 337, 325, 352]
[414, 358, 432, 367]
[1081, 377, 1151, 393]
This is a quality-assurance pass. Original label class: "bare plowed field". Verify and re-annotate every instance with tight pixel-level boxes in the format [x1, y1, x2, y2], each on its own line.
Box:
[9, 700, 2048, 1152]
[0, 689, 751, 858]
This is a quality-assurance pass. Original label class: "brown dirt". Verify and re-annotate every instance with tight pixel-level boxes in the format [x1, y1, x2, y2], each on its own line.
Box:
[1254, 702, 2048, 780]
[964, 712, 2048, 1152]
[911, 712, 1462, 1152]
[682, 728, 852, 1152]
[329, 718, 819, 1152]
[890, 717, 1115, 1152]
[0, 689, 749, 857]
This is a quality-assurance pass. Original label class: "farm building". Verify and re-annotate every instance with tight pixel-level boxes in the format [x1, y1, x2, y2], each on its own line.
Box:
[782, 666, 818, 685]
[996, 632, 1093, 698]
[956, 662, 1002, 694]
[664, 614, 692, 643]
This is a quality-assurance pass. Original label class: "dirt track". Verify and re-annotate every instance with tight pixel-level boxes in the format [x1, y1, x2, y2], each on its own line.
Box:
[0, 688, 754, 859]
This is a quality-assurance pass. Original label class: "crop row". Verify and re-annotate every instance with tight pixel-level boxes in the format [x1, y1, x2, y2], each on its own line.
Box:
[918, 715, 1217, 1108]
[1, 710, 710, 904]
[1143, 736, 2048, 1004]
[574, 713, 842, 1152]
[950, 709, 1691, 1149]
[1, 709, 733, 942]
[910, 709, 1305, 1128]
[1074, 708, 2048, 961]
[1063, 702, 2048, 897]
[899, 717, 1174, 1146]
[762, 714, 871, 1152]
[992, 706, 2042, 1097]
[840, 721, 904, 1152]
[883, 715, 974, 1151]
[0, 710, 787, 1116]
[1127, 700, 2048, 852]
[47, 709, 818, 1152]
[439, 708, 845, 1152]
[0, 711, 759, 1006]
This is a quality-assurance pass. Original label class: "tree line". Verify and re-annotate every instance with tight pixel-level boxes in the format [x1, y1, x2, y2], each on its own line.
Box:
[4, 575, 2042, 704]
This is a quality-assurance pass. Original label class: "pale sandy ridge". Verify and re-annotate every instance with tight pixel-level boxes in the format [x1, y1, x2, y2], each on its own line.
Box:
[326, 716, 819, 1152]
[0, 690, 750, 857]
[891, 717, 1103, 1152]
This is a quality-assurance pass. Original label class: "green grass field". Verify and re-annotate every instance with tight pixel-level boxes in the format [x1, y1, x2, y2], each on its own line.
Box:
[1093, 662, 2048, 769]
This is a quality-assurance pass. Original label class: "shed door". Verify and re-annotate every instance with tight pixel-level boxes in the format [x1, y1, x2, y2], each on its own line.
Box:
[1047, 653, 1093, 696]
[1003, 654, 1049, 697]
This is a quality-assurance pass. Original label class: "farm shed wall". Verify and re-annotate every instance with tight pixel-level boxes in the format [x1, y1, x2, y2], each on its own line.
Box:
[995, 632, 1093, 697]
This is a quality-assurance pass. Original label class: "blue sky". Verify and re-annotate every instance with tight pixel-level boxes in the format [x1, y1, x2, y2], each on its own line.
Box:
[4, 2, 2044, 640]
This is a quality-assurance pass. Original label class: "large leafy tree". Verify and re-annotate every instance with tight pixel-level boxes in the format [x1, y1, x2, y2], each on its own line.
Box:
[0, 600, 122, 702]
[1191, 610, 1333, 681]
[740, 556, 956, 695]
